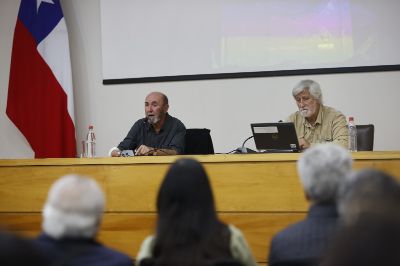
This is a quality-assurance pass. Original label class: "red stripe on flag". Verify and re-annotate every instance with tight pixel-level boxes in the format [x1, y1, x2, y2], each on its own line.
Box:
[6, 20, 76, 158]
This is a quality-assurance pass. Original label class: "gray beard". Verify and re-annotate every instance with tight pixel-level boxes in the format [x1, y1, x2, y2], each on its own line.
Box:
[147, 116, 160, 125]
[300, 109, 309, 117]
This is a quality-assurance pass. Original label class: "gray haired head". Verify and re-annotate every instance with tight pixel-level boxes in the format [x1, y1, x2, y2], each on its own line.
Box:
[297, 143, 352, 203]
[292, 79, 323, 105]
[42, 174, 105, 239]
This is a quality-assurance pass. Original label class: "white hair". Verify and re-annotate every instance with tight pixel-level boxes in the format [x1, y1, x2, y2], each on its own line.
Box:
[42, 174, 105, 239]
[297, 143, 352, 203]
[292, 79, 323, 105]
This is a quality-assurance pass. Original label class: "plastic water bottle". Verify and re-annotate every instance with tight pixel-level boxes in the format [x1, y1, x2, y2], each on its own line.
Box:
[348, 117, 357, 152]
[85, 125, 96, 158]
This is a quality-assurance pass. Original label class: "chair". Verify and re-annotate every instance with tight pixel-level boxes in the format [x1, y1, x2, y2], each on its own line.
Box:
[356, 124, 374, 151]
[185, 128, 214, 155]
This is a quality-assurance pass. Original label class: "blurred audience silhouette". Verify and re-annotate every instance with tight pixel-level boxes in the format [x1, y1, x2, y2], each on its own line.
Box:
[338, 168, 400, 225]
[33, 174, 133, 266]
[268, 143, 352, 266]
[6, 153, 400, 266]
[0, 230, 47, 266]
[321, 169, 400, 266]
[135, 158, 257, 266]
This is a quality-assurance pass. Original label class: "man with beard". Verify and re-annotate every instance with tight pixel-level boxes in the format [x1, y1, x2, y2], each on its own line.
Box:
[286, 80, 348, 150]
[110, 92, 186, 156]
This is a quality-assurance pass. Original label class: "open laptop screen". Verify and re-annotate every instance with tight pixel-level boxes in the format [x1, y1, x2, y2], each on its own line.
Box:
[251, 122, 300, 152]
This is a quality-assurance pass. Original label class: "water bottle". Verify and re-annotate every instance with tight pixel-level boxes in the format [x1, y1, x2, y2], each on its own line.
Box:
[348, 117, 357, 152]
[85, 124, 96, 158]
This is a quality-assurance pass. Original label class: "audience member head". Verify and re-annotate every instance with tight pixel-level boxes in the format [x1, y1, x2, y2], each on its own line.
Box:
[42, 174, 105, 239]
[145, 92, 169, 125]
[338, 168, 400, 225]
[0, 230, 47, 266]
[320, 209, 400, 266]
[153, 158, 230, 265]
[156, 158, 218, 233]
[297, 143, 352, 204]
[321, 169, 400, 266]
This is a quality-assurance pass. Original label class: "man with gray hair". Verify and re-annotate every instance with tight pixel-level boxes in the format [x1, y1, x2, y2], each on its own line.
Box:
[286, 79, 348, 150]
[268, 143, 352, 266]
[34, 174, 133, 266]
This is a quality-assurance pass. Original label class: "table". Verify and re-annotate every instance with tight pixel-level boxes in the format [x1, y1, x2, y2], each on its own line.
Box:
[1, 152, 399, 264]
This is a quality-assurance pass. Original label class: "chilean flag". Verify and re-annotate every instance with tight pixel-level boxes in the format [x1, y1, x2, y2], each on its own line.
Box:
[6, 0, 76, 158]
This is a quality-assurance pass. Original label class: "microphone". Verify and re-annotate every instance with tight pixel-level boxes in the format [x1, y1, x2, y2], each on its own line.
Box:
[241, 136, 254, 152]
[235, 136, 256, 154]
[121, 150, 134, 157]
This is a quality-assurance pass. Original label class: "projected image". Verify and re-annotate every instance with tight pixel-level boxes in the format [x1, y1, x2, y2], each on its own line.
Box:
[101, 0, 400, 82]
[219, 0, 353, 71]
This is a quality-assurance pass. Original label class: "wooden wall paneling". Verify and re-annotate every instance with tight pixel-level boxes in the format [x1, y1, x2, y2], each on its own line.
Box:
[0, 212, 306, 263]
[1, 152, 400, 265]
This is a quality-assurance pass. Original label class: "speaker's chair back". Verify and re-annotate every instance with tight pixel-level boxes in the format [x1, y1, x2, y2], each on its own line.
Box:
[185, 128, 214, 155]
[356, 124, 374, 151]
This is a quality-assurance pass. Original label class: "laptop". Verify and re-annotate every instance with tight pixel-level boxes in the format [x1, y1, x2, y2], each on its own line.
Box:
[250, 122, 300, 153]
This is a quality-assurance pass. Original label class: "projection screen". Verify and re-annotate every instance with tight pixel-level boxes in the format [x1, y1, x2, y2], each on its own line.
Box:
[100, 0, 400, 84]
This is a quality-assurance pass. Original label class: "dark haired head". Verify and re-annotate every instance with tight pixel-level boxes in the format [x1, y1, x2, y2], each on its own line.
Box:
[321, 214, 400, 266]
[153, 158, 231, 266]
[157, 158, 216, 221]
[338, 168, 400, 225]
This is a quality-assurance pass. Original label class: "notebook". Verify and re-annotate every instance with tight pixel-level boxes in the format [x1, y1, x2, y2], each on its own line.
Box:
[250, 122, 300, 153]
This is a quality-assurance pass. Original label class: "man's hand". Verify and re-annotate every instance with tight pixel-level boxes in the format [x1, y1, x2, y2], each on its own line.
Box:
[135, 145, 178, 156]
[135, 145, 153, 156]
[110, 149, 121, 157]
[299, 137, 310, 150]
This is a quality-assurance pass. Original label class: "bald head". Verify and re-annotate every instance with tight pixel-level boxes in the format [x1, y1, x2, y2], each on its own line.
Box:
[145, 92, 169, 125]
[146, 92, 168, 106]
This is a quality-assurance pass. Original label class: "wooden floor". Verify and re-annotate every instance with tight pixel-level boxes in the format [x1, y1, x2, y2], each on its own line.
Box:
[1, 152, 400, 264]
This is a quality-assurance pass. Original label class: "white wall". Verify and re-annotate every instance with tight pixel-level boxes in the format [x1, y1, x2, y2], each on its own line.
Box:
[1, 0, 400, 159]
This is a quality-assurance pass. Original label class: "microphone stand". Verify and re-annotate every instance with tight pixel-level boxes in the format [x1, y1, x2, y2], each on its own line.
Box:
[236, 136, 256, 153]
